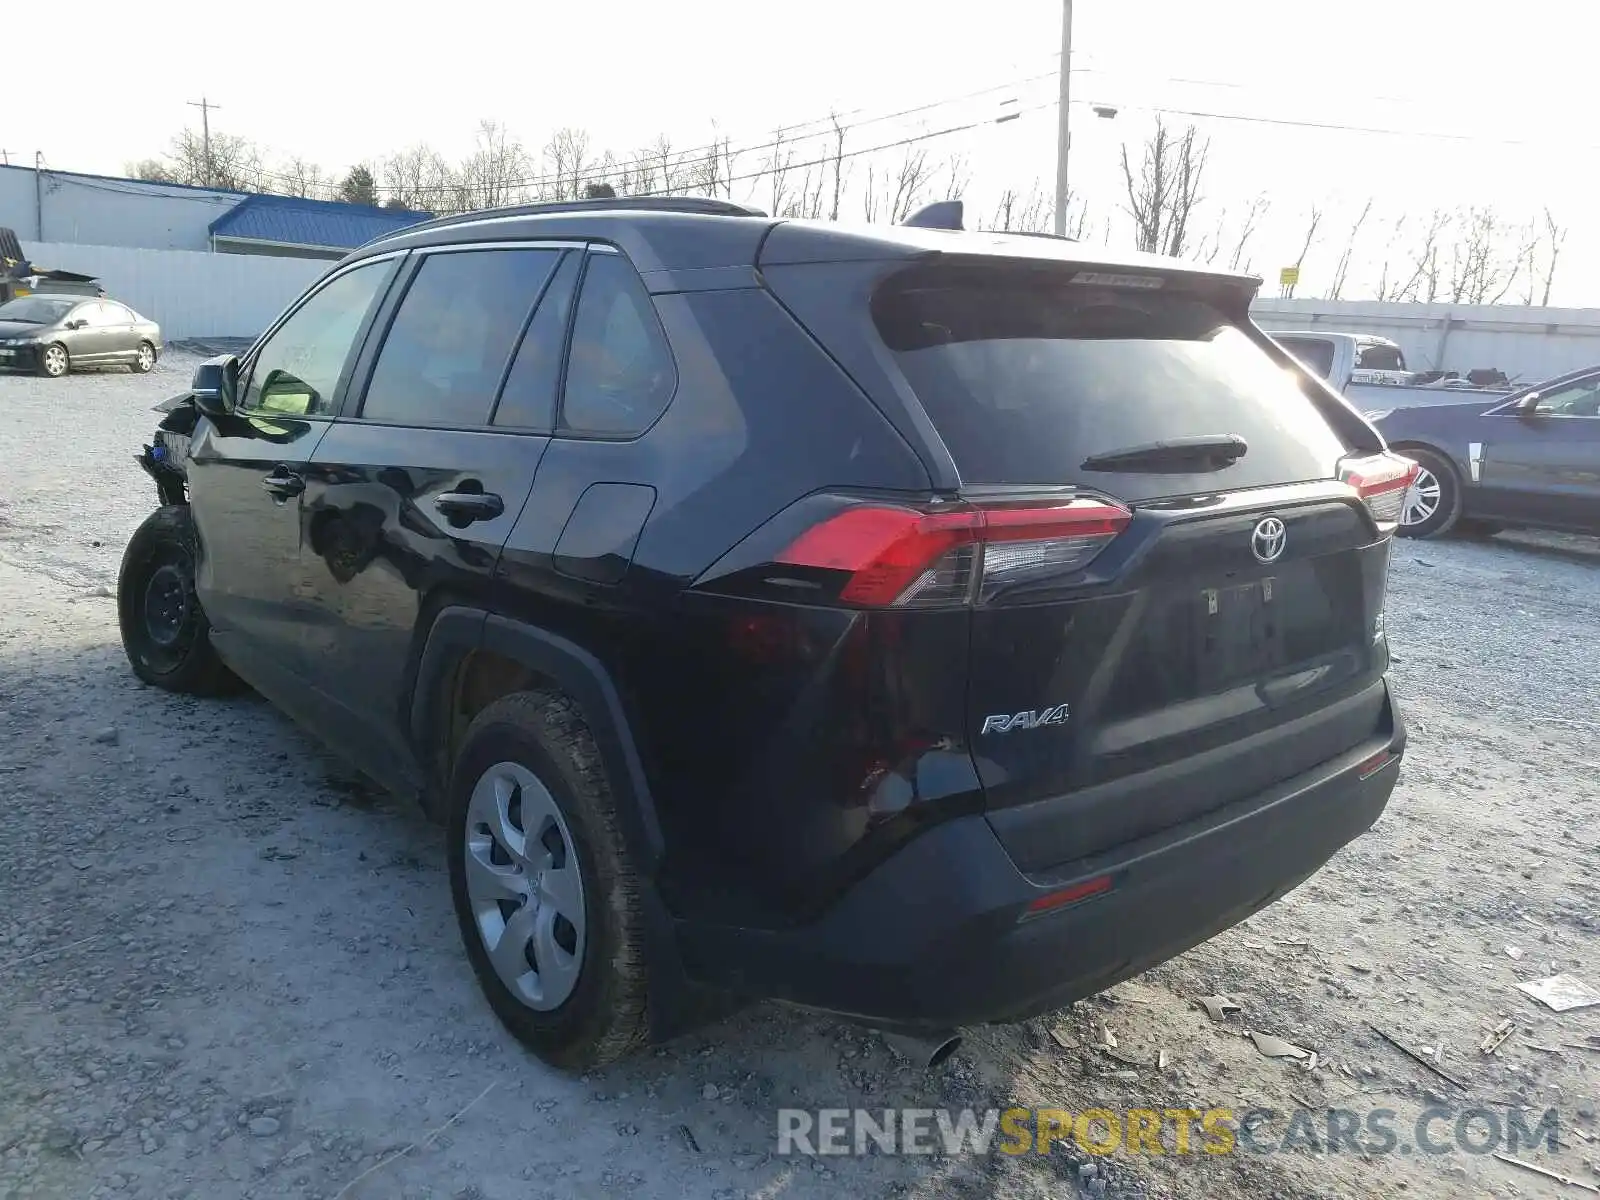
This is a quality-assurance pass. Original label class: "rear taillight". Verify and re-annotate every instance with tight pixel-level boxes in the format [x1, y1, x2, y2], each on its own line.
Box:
[1339, 452, 1419, 530]
[777, 497, 1131, 608]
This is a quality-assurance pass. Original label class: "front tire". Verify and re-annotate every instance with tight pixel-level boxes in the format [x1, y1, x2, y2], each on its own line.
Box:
[1397, 448, 1462, 539]
[39, 343, 69, 378]
[447, 691, 651, 1070]
[132, 341, 156, 373]
[117, 506, 240, 695]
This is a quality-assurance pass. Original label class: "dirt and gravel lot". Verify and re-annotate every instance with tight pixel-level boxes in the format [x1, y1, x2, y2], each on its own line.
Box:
[1, 356, 1597, 1200]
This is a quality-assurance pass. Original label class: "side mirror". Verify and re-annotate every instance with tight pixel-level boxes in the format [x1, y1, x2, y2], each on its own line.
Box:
[65, 318, 86, 330]
[191, 354, 240, 419]
[1514, 391, 1545, 418]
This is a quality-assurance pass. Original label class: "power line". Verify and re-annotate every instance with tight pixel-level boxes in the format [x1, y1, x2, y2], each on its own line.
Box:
[1117, 100, 1589, 151]
[246, 66, 1069, 196]
[624, 100, 1058, 202]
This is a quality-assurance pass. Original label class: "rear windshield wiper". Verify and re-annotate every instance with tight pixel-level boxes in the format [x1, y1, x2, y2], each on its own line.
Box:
[1080, 434, 1248, 473]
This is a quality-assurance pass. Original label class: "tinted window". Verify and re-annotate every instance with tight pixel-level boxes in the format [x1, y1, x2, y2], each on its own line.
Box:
[1355, 342, 1405, 371]
[494, 252, 581, 431]
[241, 261, 394, 417]
[0, 297, 75, 323]
[874, 265, 1349, 497]
[1534, 377, 1600, 417]
[559, 252, 676, 437]
[1274, 336, 1336, 379]
[361, 249, 560, 428]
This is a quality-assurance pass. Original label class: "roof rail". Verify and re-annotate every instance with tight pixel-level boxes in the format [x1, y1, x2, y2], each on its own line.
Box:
[999, 230, 1079, 243]
[378, 195, 769, 240]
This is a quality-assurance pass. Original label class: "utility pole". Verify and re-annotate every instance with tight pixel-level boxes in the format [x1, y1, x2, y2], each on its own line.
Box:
[35, 151, 44, 240]
[1053, 0, 1073, 236]
[187, 97, 220, 186]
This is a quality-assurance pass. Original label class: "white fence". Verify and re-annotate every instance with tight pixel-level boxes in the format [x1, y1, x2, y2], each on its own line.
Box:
[20, 242, 326, 342]
[1251, 298, 1600, 385]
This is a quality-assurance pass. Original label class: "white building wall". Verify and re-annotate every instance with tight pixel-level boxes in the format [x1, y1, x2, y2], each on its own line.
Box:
[22, 242, 325, 341]
[1251, 298, 1600, 385]
[2, 165, 239, 251]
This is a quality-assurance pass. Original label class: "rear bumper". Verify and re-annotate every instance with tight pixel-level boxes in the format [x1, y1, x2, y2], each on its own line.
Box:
[675, 681, 1404, 1030]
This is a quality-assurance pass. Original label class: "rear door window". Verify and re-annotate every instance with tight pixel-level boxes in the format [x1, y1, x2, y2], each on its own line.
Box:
[872, 265, 1349, 498]
[360, 248, 562, 428]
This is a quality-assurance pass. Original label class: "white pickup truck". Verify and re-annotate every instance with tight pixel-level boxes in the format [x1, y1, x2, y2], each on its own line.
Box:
[1267, 330, 1511, 415]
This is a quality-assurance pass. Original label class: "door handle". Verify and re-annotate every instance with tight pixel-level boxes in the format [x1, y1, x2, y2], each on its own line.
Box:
[434, 490, 504, 525]
[261, 468, 306, 500]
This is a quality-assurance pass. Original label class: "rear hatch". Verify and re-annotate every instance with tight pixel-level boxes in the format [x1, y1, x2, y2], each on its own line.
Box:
[766, 251, 1410, 875]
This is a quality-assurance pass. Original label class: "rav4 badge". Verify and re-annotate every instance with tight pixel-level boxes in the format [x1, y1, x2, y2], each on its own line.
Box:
[980, 703, 1070, 735]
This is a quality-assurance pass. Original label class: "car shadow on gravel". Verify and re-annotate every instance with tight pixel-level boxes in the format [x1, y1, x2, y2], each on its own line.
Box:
[1, 636, 1104, 1200]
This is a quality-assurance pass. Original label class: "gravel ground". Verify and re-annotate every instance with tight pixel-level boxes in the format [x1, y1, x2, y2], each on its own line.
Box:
[1, 357, 1597, 1200]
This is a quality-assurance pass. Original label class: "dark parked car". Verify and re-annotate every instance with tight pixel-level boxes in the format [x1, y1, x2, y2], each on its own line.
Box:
[0, 294, 162, 377]
[116, 197, 1411, 1070]
[1368, 365, 1600, 538]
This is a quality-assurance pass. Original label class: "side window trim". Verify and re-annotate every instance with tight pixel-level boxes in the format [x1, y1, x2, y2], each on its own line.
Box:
[238, 252, 407, 419]
[343, 241, 581, 429]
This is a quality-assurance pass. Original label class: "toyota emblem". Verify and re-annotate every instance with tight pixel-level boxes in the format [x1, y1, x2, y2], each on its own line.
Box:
[1251, 516, 1287, 564]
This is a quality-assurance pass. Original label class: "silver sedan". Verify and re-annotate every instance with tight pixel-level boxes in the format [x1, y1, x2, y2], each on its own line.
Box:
[0, 295, 163, 377]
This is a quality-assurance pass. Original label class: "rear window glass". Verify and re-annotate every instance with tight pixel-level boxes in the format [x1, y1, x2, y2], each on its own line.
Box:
[873, 267, 1349, 495]
[1275, 336, 1336, 379]
[1355, 342, 1405, 371]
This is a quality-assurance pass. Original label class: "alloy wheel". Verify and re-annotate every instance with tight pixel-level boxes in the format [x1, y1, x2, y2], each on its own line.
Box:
[1401, 466, 1441, 527]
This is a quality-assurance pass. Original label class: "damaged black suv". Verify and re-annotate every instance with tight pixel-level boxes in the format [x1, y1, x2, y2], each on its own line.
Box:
[118, 197, 1410, 1070]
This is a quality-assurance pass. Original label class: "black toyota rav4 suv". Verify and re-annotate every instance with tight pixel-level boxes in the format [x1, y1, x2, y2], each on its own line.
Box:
[118, 197, 1411, 1069]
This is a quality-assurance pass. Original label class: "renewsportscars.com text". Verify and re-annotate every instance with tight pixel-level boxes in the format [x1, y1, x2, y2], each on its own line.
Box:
[776, 1105, 1563, 1158]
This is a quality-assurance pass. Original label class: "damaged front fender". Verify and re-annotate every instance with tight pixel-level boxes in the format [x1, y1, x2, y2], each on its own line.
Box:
[137, 391, 200, 507]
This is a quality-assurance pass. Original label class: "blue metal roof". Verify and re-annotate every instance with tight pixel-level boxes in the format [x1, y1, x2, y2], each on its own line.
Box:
[208, 194, 430, 250]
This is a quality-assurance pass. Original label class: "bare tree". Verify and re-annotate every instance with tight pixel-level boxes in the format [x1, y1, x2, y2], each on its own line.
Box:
[1281, 205, 1322, 297]
[941, 154, 970, 203]
[986, 183, 1057, 234]
[764, 128, 796, 219]
[541, 128, 591, 201]
[827, 115, 849, 220]
[458, 120, 529, 211]
[383, 144, 456, 213]
[278, 157, 329, 200]
[1328, 199, 1373, 300]
[1379, 209, 1451, 302]
[629, 135, 693, 197]
[151, 129, 264, 191]
[1520, 207, 1567, 306]
[1440, 207, 1531, 304]
[1119, 118, 1209, 257]
[689, 134, 738, 200]
[883, 146, 934, 223]
[1228, 194, 1269, 272]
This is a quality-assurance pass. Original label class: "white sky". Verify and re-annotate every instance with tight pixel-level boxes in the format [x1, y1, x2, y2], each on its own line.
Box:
[12, 0, 1600, 302]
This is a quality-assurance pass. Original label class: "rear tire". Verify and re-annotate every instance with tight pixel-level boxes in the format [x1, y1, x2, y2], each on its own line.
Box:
[39, 343, 69, 378]
[447, 690, 652, 1070]
[1396, 447, 1462, 539]
[117, 506, 241, 695]
[132, 341, 156, 373]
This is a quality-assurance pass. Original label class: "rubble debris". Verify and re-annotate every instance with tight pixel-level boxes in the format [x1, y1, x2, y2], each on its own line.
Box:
[1491, 1151, 1600, 1193]
[1249, 1032, 1312, 1061]
[1481, 1019, 1515, 1056]
[1197, 995, 1243, 1023]
[1368, 1024, 1467, 1091]
[1517, 974, 1600, 1013]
